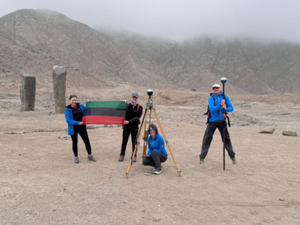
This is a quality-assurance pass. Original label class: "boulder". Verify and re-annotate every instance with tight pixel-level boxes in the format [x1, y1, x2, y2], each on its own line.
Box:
[53, 66, 66, 113]
[20, 75, 36, 111]
[259, 127, 275, 134]
[282, 131, 297, 137]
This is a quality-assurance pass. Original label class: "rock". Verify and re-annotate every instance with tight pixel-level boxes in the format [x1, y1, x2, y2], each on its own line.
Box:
[240, 124, 249, 127]
[251, 117, 257, 124]
[259, 127, 275, 134]
[53, 66, 66, 113]
[20, 75, 36, 111]
[282, 131, 297, 137]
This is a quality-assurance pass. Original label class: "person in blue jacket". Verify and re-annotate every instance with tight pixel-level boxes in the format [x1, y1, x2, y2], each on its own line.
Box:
[143, 124, 168, 175]
[65, 94, 96, 164]
[199, 84, 237, 165]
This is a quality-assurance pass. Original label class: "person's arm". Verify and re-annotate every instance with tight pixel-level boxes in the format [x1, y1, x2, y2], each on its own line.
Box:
[225, 96, 234, 112]
[158, 136, 166, 154]
[208, 96, 222, 112]
[128, 105, 143, 123]
[146, 137, 153, 156]
[65, 109, 80, 125]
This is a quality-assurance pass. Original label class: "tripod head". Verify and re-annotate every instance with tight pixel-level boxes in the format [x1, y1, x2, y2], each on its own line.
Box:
[146, 89, 154, 109]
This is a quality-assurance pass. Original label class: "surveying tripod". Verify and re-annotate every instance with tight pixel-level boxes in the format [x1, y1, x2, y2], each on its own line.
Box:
[125, 91, 181, 178]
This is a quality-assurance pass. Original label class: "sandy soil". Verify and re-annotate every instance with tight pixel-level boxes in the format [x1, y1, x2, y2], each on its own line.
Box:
[1, 90, 300, 225]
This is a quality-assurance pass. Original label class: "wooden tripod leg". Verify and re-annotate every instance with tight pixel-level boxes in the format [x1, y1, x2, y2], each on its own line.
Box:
[125, 110, 149, 178]
[153, 109, 182, 177]
[142, 110, 151, 159]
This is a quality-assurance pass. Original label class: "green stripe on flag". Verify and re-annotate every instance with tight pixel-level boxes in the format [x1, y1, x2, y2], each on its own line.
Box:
[86, 101, 127, 109]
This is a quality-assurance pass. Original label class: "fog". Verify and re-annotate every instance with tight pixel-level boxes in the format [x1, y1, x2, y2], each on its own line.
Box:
[0, 0, 299, 43]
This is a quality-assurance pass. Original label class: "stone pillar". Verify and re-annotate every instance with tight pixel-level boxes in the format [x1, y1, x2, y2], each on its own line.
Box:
[20, 75, 36, 111]
[53, 66, 66, 113]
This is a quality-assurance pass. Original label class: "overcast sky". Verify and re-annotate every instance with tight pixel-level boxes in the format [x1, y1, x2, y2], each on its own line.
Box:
[0, 0, 299, 43]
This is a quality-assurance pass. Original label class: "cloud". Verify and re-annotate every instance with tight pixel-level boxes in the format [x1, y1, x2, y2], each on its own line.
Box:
[1, 0, 300, 43]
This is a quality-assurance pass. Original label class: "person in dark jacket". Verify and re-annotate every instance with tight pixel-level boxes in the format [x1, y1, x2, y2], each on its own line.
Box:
[65, 94, 96, 163]
[118, 92, 143, 162]
[143, 124, 168, 175]
[199, 84, 236, 165]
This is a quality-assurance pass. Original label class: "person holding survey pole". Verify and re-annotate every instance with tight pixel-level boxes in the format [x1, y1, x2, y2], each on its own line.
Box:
[199, 82, 237, 166]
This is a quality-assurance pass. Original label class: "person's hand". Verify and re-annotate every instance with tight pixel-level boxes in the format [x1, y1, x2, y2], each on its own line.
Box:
[221, 99, 226, 105]
[144, 154, 150, 158]
[124, 120, 129, 124]
[79, 121, 84, 125]
[222, 105, 227, 110]
[86, 100, 90, 102]
[123, 99, 127, 103]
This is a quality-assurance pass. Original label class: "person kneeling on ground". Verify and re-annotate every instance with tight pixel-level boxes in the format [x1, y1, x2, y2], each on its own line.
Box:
[143, 124, 168, 175]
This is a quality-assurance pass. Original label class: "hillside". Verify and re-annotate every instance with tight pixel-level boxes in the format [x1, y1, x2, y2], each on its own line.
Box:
[0, 9, 174, 96]
[0, 9, 300, 96]
[102, 30, 300, 94]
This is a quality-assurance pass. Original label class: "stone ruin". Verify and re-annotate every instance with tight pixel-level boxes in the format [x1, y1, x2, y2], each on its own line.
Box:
[53, 66, 66, 113]
[20, 75, 36, 111]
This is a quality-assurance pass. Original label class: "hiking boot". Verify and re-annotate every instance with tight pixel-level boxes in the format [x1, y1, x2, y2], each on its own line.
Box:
[154, 168, 162, 175]
[118, 156, 124, 162]
[74, 157, 79, 163]
[231, 157, 237, 164]
[200, 159, 204, 164]
[133, 158, 137, 163]
[87, 155, 96, 162]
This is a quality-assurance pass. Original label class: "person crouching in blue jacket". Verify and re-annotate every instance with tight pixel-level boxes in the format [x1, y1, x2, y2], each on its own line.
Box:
[65, 94, 96, 164]
[143, 124, 168, 175]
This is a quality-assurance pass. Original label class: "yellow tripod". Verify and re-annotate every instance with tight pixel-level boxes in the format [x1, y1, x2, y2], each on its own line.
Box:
[125, 95, 182, 178]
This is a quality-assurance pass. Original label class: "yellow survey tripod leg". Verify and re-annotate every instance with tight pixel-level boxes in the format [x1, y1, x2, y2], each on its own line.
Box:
[153, 109, 181, 177]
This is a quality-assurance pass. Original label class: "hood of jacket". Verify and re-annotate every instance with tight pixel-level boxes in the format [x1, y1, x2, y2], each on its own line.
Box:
[66, 103, 80, 109]
[151, 133, 162, 140]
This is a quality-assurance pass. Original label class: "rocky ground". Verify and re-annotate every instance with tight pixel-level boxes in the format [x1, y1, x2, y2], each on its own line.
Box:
[1, 87, 300, 225]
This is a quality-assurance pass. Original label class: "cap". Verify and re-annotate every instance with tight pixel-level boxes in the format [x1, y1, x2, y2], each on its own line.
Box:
[212, 84, 221, 89]
[132, 92, 139, 98]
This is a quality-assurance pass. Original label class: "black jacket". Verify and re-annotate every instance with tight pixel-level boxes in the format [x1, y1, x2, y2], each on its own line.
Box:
[125, 103, 143, 127]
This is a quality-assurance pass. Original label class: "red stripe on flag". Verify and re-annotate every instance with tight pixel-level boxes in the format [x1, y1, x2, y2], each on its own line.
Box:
[83, 116, 125, 125]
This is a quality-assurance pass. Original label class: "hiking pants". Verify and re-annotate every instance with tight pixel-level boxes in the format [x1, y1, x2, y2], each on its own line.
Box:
[120, 126, 138, 157]
[143, 151, 168, 170]
[200, 120, 235, 159]
[71, 126, 92, 157]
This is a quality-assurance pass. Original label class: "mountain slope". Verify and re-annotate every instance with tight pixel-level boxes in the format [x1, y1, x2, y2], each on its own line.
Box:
[0, 9, 173, 95]
[102, 31, 300, 94]
[0, 9, 300, 96]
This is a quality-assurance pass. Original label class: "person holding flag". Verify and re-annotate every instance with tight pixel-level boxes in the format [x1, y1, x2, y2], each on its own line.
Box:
[118, 92, 143, 162]
[65, 94, 96, 164]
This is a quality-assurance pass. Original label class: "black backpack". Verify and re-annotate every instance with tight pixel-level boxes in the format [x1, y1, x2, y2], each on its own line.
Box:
[204, 93, 215, 124]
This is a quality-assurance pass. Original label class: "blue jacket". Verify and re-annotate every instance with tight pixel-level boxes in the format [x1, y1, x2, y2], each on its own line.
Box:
[209, 91, 234, 122]
[147, 133, 168, 156]
[65, 104, 86, 135]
